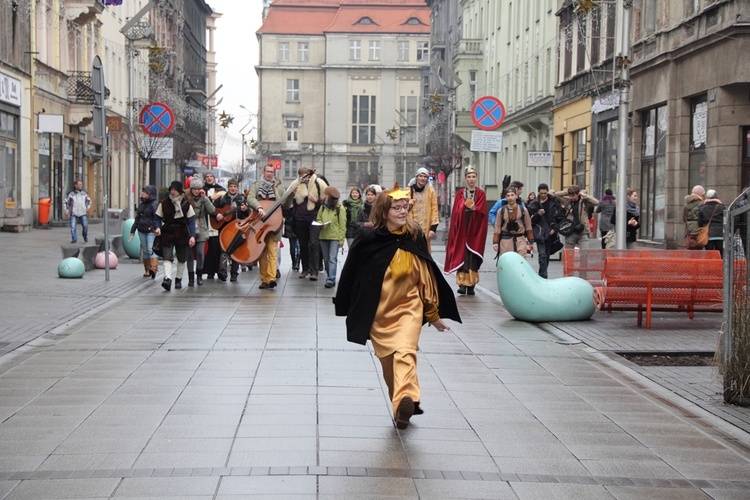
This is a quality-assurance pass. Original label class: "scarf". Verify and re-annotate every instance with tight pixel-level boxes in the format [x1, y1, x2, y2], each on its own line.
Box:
[259, 179, 276, 199]
[627, 199, 640, 217]
[346, 196, 362, 219]
[227, 192, 242, 208]
[412, 183, 425, 193]
[388, 226, 413, 282]
[170, 193, 184, 219]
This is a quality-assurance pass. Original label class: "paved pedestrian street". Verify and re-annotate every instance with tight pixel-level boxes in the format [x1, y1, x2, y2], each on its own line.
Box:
[0, 226, 749, 499]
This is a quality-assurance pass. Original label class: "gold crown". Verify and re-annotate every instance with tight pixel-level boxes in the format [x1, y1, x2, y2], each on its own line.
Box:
[384, 183, 411, 200]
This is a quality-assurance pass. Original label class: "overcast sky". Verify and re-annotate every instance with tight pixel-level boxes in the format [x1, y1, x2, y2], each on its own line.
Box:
[208, 0, 263, 167]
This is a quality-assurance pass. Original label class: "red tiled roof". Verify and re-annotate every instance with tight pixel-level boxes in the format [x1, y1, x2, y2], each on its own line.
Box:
[258, 0, 430, 36]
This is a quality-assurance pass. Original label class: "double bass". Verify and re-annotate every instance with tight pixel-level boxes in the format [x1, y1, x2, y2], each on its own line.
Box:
[219, 171, 314, 264]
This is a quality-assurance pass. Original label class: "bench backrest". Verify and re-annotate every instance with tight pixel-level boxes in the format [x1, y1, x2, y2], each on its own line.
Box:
[603, 257, 723, 287]
[563, 249, 722, 281]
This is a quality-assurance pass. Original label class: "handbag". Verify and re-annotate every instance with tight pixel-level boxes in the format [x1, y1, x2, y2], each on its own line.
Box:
[693, 203, 719, 248]
[550, 233, 564, 255]
[558, 219, 575, 236]
[152, 235, 164, 257]
[604, 229, 616, 249]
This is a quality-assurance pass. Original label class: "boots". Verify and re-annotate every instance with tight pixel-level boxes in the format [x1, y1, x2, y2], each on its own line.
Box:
[142, 260, 150, 277]
[196, 269, 203, 286]
[149, 258, 158, 279]
[188, 272, 195, 287]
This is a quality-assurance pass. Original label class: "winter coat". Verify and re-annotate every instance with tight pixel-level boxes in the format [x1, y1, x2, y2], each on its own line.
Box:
[131, 185, 159, 234]
[155, 196, 196, 246]
[342, 198, 363, 239]
[595, 195, 616, 233]
[683, 194, 704, 234]
[528, 196, 563, 241]
[317, 203, 347, 244]
[190, 194, 216, 242]
[246, 178, 288, 242]
[555, 192, 599, 235]
[354, 201, 373, 231]
[698, 199, 725, 239]
[65, 189, 91, 217]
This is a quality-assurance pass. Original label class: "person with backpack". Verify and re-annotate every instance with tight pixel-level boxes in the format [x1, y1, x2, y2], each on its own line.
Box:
[316, 186, 347, 288]
[527, 183, 563, 278]
[492, 189, 534, 258]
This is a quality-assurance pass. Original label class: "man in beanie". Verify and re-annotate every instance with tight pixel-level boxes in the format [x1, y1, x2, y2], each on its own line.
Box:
[316, 185, 346, 288]
[202, 170, 226, 279]
[246, 164, 289, 289]
[408, 167, 439, 252]
[214, 178, 250, 282]
[154, 181, 196, 291]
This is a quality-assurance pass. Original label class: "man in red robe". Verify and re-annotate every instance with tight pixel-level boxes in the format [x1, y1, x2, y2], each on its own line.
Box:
[444, 166, 488, 295]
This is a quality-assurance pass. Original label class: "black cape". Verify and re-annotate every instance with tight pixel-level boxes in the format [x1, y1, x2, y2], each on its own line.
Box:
[334, 227, 461, 346]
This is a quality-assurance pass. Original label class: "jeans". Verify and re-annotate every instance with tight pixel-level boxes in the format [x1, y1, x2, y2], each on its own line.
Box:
[69, 215, 88, 242]
[138, 230, 156, 259]
[319, 240, 339, 284]
[537, 238, 552, 279]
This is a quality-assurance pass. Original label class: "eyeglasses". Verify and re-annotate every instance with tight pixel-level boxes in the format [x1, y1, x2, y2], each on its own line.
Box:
[390, 204, 409, 213]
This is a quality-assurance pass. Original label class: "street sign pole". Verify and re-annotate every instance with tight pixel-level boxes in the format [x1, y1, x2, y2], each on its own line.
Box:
[615, 2, 632, 250]
[92, 56, 110, 282]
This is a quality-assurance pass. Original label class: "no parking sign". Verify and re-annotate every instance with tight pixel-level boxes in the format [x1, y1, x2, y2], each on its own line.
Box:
[139, 102, 175, 137]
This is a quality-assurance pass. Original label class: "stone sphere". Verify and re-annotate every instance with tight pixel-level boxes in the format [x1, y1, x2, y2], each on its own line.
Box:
[58, 257, 85, 278]
[95, 251, 119, 269]
[122, 219, 141, 259]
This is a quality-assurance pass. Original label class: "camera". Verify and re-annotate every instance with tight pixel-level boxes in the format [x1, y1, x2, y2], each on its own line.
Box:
[506, 220, 519, 232]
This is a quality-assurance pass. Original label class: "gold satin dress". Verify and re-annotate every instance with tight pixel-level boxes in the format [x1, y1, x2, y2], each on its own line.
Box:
[369, 229, 441, 414]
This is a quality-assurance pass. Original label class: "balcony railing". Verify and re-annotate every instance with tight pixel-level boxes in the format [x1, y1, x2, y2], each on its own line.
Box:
[67, 71, 110, 104]
[455, 39, 483, 56]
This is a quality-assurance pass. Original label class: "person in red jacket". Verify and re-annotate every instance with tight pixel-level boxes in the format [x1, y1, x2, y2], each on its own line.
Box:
[444, 166, 489, 295]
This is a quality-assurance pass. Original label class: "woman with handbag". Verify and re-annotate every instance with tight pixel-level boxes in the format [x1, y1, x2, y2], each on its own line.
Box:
[698, 189, 726, 257]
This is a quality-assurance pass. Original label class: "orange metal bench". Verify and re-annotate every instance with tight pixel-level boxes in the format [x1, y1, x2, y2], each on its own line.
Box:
[563, 249, 722, 286]
[593, 257, 724, 329]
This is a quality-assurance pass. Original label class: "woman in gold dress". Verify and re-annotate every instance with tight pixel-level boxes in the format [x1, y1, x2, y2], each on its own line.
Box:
[334, 186, 461, 429]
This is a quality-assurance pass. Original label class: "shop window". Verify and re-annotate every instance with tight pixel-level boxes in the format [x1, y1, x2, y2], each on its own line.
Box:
[688, 95, 707, 192]
[640, 105, 668, 240]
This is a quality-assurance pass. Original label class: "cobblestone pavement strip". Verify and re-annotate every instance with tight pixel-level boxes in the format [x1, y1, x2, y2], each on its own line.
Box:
[0, 225, 749, 498]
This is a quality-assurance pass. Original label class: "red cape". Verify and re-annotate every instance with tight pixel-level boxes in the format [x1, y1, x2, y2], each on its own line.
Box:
[444, 187, 488, 274]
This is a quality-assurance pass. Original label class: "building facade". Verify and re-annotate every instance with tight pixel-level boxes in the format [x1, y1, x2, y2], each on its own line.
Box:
[255, 0, 430, 191]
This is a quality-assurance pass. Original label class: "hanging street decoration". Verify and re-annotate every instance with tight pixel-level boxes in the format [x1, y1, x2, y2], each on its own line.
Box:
[218, 110, 234, 129]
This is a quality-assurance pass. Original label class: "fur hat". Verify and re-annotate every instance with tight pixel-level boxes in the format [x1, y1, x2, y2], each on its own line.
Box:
[324, 186, 340, 199]
[189, 177, 202, 189]
[227, 178, 238, 187]
[169, 180, 184, 194]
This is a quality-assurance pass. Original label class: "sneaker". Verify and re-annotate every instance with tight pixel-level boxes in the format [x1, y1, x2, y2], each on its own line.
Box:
[230, 274, 238, 282]
[259, 282, 269, 289]
[218, 270, 228, 282]
[309, 273, 318, 281]
[395, 396, 415, 430]
[71, 240, 77, 244]
[299, 271, 309, 279]
[324, 282, 335, 289]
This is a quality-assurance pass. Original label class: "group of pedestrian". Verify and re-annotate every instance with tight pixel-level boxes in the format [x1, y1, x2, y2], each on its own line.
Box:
[684, 184, 726, 256]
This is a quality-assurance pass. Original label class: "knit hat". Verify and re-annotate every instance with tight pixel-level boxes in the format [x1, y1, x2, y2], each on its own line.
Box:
[169, 180, 184, 194]
[205, 170, 216, 178]
[706, 189, 718, 200]
[324, 186, 340, 199]
[369, 184, 383, 194]
[227, 178, 238, 187]
[416, 167, 429, 177]
[189, 177, 202, 189]
[692, 185, 706, 197]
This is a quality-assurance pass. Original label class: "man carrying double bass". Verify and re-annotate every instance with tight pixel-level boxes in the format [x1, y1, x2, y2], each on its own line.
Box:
[246, 164, 289, 289]
[214, 178, 250, 282]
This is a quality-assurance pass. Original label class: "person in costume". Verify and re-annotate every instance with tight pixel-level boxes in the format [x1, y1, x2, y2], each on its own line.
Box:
[444, 166, 489, 295]
[202, 171, 226, 279]
[408, 167, 440, 252]
[334, 185, 461, 430]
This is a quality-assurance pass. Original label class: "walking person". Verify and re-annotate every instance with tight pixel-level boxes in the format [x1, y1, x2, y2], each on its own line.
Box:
[699, 189, 726, 257]
[354, 185, 380, 233]
[64, 179, 91, 244]
[202, 171, 226, 280]
[684, 185, 706, 249]
[128, 185, 159, 279]
[595, 188, 616, 249]
[334, 185, 461, 429]
[555, 185, 599, 249]
[610, 188, 641, 250]
[282, 205, 300, 271]
[246, 164, 288, 289]
[154, 181, 196, 291]
[444, 166, 488, 296]
[291, 166, 327, 280]
[492, 190, 534, 257]
[527, 184, 562, 278]
[316, 186, 346, 288]
[342, 187, 363, 249]
[214, 178, 250, 283]
[185, 177, 216, 286]
[408, 167, 440, 252]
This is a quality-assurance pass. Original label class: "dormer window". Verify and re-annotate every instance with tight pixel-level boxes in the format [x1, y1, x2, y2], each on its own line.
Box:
[356, 16, 376, 25]
[404, 17, 425, 26]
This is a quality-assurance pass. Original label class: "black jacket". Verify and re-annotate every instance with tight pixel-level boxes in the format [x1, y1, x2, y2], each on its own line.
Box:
[334, 227, 461, 346]
[528, 196, 563, 240]
[132, 186, 159, 234]
[698, 200, 725, 239]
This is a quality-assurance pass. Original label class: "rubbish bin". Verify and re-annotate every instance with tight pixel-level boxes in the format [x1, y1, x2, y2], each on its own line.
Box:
[39, 198, 51, 225]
